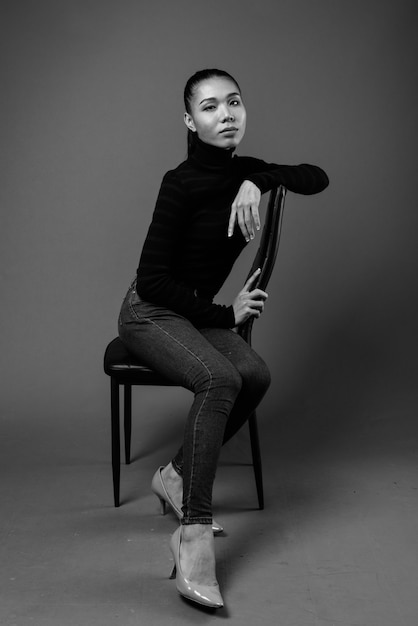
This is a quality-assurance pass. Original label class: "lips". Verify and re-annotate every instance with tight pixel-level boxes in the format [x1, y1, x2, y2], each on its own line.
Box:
[220, 127, 238, 133]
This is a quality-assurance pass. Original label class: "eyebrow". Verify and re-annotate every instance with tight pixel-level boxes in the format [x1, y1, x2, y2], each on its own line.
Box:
[199, 92, 241, 105]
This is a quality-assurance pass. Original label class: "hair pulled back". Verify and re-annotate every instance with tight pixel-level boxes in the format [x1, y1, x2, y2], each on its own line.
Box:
[184, 69, 241, 156]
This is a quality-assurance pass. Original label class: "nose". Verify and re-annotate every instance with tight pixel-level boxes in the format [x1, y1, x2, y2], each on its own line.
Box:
[219, 104, 234, 122]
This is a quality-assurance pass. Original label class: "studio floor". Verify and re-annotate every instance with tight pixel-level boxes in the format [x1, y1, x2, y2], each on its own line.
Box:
[1, 387, 417, 626]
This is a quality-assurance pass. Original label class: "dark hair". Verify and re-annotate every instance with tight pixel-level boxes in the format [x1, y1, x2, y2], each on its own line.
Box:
[184, 69, 241, 156]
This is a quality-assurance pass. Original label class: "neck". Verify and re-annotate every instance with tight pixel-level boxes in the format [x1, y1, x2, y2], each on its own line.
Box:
[189, 135, 235, 168]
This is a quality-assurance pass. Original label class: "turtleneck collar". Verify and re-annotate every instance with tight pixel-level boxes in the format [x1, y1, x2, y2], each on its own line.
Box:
[189, 135, 235, 169]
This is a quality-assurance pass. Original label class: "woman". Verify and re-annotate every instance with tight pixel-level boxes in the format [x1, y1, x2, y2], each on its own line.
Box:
[118, 69, 329, 608]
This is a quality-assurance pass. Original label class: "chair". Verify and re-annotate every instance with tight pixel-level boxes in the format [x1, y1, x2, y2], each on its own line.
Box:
[104, 185, 287, 508]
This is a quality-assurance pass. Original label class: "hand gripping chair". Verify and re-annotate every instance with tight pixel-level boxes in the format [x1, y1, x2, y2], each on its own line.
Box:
[104, 185, 287, 508]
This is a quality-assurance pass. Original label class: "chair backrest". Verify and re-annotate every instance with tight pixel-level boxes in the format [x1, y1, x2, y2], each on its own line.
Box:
[238, 185, 287, 344]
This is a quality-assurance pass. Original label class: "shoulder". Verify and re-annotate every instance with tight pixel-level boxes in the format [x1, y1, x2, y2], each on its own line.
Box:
[158, 162, 188, 192]
[160, 157, 196, 187]
[154, 162, 191, 208]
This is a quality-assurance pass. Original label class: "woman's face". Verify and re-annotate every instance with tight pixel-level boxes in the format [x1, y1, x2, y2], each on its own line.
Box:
[184, 77, 246, 149]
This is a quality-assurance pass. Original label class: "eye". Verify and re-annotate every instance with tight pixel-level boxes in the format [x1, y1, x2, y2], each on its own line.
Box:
[203, 104, 216, 111]
[229, 99, 241, 106]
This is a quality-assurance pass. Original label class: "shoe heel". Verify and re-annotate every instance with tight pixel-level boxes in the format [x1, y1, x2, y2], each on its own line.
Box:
[169, 565, 177, 580]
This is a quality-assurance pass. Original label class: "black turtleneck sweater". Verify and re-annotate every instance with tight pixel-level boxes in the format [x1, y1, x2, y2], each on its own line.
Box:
[136, 137, 329, 328]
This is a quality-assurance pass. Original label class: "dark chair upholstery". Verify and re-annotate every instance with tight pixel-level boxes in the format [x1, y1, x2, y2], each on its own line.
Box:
[104, 185, 287, 508]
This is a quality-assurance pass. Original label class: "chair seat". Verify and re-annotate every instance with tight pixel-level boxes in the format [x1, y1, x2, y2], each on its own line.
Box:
[104, 337, 177, 386]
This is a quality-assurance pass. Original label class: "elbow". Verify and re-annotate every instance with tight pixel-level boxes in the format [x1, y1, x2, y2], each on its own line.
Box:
[296, 164, 330, 195]
[317, 168, 329, 193]
[306, 165, 330, 194]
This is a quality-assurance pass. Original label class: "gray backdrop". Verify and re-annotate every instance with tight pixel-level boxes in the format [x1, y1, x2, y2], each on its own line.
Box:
[1, 0, 417, 449]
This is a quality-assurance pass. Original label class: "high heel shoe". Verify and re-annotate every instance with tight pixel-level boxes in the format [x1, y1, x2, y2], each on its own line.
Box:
[151, 466, 224, 535]
[169, 526, 224, 609]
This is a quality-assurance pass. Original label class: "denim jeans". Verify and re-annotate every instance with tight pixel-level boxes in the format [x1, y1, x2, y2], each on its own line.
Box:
[118, 281, 271, 525]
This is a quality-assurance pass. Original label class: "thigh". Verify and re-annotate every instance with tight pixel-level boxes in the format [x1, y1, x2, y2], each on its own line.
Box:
[118, 290, 237, 391]
[199, 327, 270, 387]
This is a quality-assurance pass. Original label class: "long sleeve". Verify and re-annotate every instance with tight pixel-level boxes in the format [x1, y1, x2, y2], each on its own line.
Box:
[237, 157, 329, 195]
[136, 170, 236, 328]
[135, 141, 329, 330]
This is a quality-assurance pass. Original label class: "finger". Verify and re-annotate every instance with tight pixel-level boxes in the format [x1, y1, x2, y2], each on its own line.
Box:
[244, 268, 261, 291]
[246, 306, 262, 318]
[249, 288, 268, 300]
[252, 205, 261, 231]
[237, 210, 251, 242]
[246, 299, 265, 311]
[245, 207, 255, 240]
[228, 208, 237, 237]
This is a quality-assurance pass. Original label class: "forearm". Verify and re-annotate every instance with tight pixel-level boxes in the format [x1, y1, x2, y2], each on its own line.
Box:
[236, 155, 329, 195]
[246, 163, 329, 195]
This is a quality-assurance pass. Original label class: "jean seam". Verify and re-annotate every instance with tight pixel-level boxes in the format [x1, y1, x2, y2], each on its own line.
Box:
[128, 298, 142, 322]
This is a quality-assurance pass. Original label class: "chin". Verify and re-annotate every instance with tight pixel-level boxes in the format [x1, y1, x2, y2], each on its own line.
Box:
[220, 137, 241, 149]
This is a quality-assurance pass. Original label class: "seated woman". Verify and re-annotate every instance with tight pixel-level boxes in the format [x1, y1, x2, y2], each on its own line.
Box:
[118, 68, 329, 609]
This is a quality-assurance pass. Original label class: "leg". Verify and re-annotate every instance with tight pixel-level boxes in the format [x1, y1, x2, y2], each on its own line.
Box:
[173, 327, 271, 468]
[202, 328, 271, 445]
[248, 411, 264, 509]
[202, 329, 269, 510]
[110, 377, 121, 507]
[124, 384, 132, 464]
[118, 290, 242, 524]
[119, 291, 241, 595]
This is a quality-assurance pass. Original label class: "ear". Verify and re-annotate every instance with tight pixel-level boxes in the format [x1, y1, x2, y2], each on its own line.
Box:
[184, 112, 196, 132]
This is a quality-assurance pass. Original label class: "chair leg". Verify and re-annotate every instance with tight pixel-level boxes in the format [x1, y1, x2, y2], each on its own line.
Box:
[124, 384, 132, 465]
[248, 411, 264, 510]
[111, 377, 121, 507]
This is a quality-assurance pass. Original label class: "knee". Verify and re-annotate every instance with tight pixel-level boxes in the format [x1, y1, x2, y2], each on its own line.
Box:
[212, 362, 242, 397]
[242, 355, 271, 397]
[227, 365, 243, 396]
[193, 361, 242, 398]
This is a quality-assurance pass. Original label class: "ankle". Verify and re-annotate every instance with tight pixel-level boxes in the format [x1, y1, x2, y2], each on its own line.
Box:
[161, 463, 181, 485]
[182, 523, 213, 542]
[179, 524, 217, 585]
